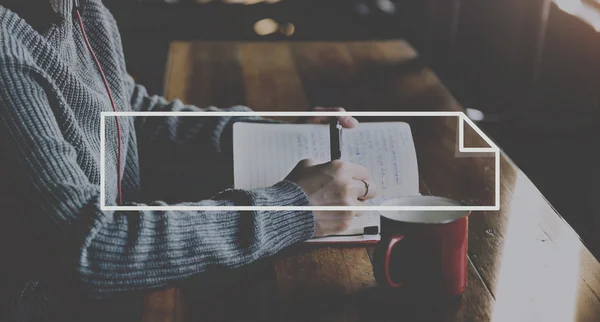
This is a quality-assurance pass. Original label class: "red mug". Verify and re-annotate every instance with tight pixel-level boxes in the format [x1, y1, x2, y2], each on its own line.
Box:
[373, 196, 470, 297]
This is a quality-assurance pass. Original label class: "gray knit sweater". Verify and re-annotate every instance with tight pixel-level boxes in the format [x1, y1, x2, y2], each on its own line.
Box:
[0, 0, 314, 316]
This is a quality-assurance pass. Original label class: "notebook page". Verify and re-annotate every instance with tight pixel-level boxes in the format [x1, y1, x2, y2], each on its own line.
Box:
[233, 122, 418, 195]
[234, 123, 330, 190]
[341, 122, 420, 202]
[233, 122, 418, 242]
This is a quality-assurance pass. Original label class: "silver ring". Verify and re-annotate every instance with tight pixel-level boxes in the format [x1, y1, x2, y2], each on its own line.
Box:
[361, 180, 370, 198]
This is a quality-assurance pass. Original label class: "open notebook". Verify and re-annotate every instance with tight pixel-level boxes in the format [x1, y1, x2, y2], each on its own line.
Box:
[233, 122, 419, 243]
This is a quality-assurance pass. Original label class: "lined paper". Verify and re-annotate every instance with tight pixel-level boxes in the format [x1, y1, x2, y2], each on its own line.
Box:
[233, 122, 419, 241]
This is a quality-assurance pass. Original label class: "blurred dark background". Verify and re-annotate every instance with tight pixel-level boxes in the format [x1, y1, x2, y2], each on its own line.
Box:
[104, 0, 600, 251]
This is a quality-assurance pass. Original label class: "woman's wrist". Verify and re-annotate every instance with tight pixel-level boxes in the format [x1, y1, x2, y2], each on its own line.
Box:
[245, 181, 316, 244]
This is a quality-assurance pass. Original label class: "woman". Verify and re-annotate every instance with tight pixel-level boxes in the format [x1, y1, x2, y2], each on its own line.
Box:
[0, 1, 376, 321]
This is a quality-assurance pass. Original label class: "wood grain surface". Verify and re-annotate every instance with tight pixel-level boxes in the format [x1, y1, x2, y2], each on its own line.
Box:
[140, 40, 600, 322]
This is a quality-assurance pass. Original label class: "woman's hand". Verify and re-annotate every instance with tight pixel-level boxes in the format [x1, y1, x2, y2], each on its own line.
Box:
[292, 107, 368, 236]
[286, 159, 378, 237]
[297, 106, 358, 128]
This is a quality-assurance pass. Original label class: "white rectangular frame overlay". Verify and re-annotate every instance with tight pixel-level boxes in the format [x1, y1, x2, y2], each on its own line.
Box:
[100, 111, 500, 212]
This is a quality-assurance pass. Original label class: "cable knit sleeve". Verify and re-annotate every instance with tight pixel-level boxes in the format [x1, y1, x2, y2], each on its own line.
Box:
[0, 63, 315, 299]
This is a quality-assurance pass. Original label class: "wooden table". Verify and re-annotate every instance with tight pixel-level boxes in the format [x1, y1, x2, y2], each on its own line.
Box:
[141, 40, 600, 322]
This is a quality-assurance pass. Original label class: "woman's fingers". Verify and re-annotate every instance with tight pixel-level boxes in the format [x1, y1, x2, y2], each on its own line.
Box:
[338, 115, 359, 128]
[347, 163, 371, 181]
[352, 179, 377, 201]
[310, 107, 359, 128]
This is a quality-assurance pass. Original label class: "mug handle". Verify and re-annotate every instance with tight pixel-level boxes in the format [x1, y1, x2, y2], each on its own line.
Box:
[384, 234, 406, 288]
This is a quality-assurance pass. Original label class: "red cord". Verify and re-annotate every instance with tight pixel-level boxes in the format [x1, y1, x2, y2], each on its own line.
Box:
[75, 10, 123, 205]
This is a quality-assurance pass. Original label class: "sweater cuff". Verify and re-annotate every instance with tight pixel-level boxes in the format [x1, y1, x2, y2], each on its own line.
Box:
[246, 180, 315, 250]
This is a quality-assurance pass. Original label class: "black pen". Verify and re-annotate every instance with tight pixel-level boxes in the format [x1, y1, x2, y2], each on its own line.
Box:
[330, 117, 342, 160]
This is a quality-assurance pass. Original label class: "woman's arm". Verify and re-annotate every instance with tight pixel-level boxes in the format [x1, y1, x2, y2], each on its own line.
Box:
[125, 75, 280, 200]
[0, 64, 314, 299]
